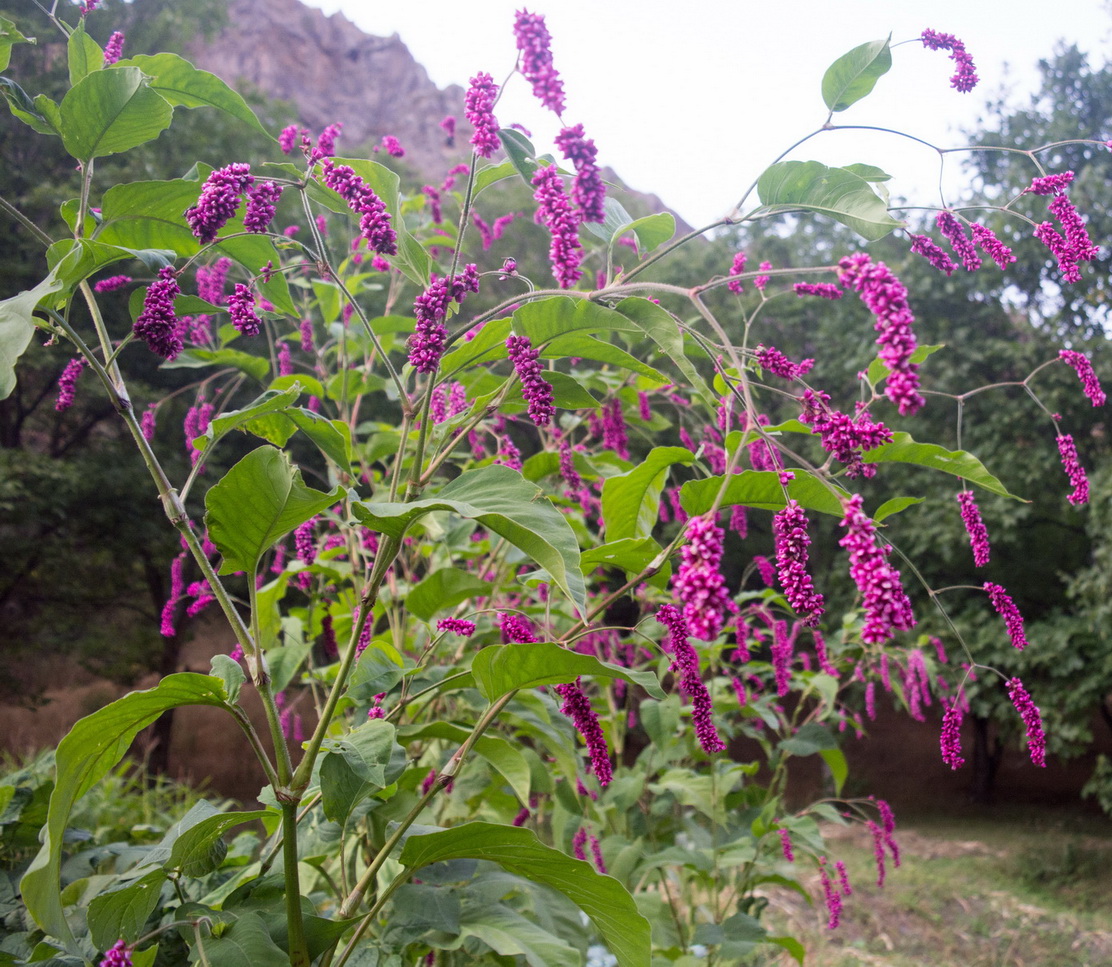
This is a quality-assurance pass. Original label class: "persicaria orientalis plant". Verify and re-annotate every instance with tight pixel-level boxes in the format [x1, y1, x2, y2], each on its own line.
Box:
[0, 7, 1105, 967]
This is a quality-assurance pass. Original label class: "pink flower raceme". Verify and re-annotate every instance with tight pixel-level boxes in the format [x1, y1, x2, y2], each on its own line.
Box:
[1007, 676, 1046, 767]
[133, 267, 183, 359]
[773, 501, 825, 627]
[921, 28, 978, 92]
[793, 281, 843, 299]
[1057, 433, 1090, 505]
[655, 604, 726, 753]
[756, 345, 814, 381]
[320, 159, 397, 255]
[554, 124, 605, 222]
[970, 224, 1016, 269]
[513, 9, 566, 114]
[278, 124, 303, 154]
[837, 253, 924, 415]
[465, 72, 501, 158]
[1028, 172, 1075, 195]
[93, 274, 131, 292]
[1060, 350, 1106, 406]
[940, 701, 965, 769]
[554, 679, 613, 786]
[437, 617, 476, 636]
[100, 940, 133, 967]
[196, 257, 232, 305]
[935, 211, 981, 271]
[506, 334, 555, 426]
[838, 494, 915, 644]
[407, 265, 480, 374]
[316, 122, 343, 157]
[243, 181, 282, 233]
[909, 233, 957, 276]
[379, 134, 404, 157]
[531, 164, 583, 288]
[103, 31, 124, 65]
[798, 389, 892, 478]
[727, 251, 747, 293]
[54, 357, 86, 411]
[673, 513, 735, 641]
[779, 828, 795, 862]
[439, 115, 456, 145]
[185, 163, 253, 244]
[818, 858, 842, 929]
[984, 581, 1028, 649]
[227, 283, 262, 336]
[957, 490, 990, 567]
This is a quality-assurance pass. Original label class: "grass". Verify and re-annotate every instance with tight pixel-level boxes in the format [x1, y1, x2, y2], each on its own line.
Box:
[760, 805, 1112, 966]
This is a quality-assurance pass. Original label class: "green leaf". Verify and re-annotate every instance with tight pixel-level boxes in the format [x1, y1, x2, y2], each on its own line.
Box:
[767, 935, 806, 965]
[398, 723, 532, 804]
[163, 347, 269, 382]
[680, 469, 849, 518]
[0, 269, 65, 400]
[614, 298, 715, 405]
[459, 903, 580, 967]
[60, 67, 173, 161]
[320, 719, 406, 787]
[209, 655, 245, 705]
[205, 446, 344, 575]
[779, 722, 838, 756]
[399, 823, 650, 967]
[0, 77, 59, 136]
[602, 447, 694, 542]
[354, 465, 586, 616]
[580, 537, 671, 589]
[87, 869, 166, 949]
[0, 16, 33, 73]
[584, 197, 632, 243]
[545, 334, 668, 383]
[167, 810, 268, 877]
[196, 386, 301, 452]
[624, 212, 675, 254]
[197, 912, 288, 967]
[821, 37, 892, 112]
[820, 747, 848, 796]
[473, 159, 519, 197]
[513, 296, 636, 345]
[755, 160, 903, 241]
[319, 736, 406, 827]
[387, 883, 460, 940]
[874, 496, 924, 522]
[440, 318, 512, 375]
[471, 641, 664, 702]
[406, 568, 492, 621]
[114, 54, 271, 138]
[497, 128, 539, 185]
[863, 432, 1025, 500]
[67, 22, 102, 86]
[21, 674, 235, 949]
[285, 408, 353, 475]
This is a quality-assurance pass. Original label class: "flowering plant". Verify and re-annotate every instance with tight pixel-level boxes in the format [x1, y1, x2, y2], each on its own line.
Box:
[0, 7, 1104, 967]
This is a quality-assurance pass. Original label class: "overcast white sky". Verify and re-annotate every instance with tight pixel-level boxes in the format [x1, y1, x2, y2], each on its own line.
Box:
[303, 1, 1112, 225]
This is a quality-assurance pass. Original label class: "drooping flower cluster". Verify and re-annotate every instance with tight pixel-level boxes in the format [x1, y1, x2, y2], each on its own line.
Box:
[184, 163, 253, 244]
[1060, 350, 1106, 406]
[506, 334, 555, 426]
[1057, 433, 1090, 505]
[320, 159, 397, 255]
[227, 283, 262, 336]
[315, 122, 343, 157]
[837, 253, 924, 415]
[798, 389, 893, 478]
[655, 604, 726, 753]
[554, 124, 605, 222]
[531, 164, 582, 288]
[818, 858, 843, 929]
[54, 357, 87, 411]
[1028, 172, 1075, 195]
[909, 233, 956, 276]
[437, 617, 476, 636]
[940, 701, 965, 770]
[1028, 172, 1098, 282]
[278, 124, 302, 154]
[984, 581, 1028, 650]
[970, 223, 1016, 269]
[673, 513, 734, 641]
[93, 274, 131, 292]
[407, 265, 480, 373]
[378, 134, 404, 157]
[196, 257, 232, 305]
[554, 679, 613, 786]
[793, 281, 843, 299]
[1007, 676, 1046, 767]
[726, 251, 747, 294]
[513, 9, 566, 114]
[756, 344, 814, 381]
[773, 501, 825, 626]
[243, 181, 283, 233]
[100, 940, 133, 967]
[935, 211, 981, 271]
[779, 828, 795, 862]
[838, 494, 916, 644]
[920, 28, 978, 92]
[103, 30, 125, 65]
[956, 490, 990, 567]
[133, 267, 183, 359]
[465, 72, 501, 158]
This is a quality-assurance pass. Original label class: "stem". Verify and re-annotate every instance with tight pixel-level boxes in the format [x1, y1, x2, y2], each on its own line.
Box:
[0, 193, 55, 246]
[281, 802, 310, 967]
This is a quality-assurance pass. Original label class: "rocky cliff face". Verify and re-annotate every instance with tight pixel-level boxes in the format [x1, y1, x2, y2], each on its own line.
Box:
[187, 0, 466, 176]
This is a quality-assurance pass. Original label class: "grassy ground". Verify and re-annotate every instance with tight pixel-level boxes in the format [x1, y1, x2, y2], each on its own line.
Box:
[761, 805, 1112, 967]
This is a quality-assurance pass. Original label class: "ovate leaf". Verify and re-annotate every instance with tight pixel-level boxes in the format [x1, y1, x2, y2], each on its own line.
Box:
[60, 67, 173, 161]
[0, 268, 65, 400]
[87, 869, 167, 949]
[680, 469, 849, 518]
[602, 446, 694, 542]
[0, 16, 33, 73]
[863, 432, 1025, 500]
[67, 22, 102, 86]
[166, 810, 269, 877]
[821, 37, 892, 112]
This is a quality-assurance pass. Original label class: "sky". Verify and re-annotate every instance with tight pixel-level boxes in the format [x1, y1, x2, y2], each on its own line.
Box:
[301, 1, 1112, 226]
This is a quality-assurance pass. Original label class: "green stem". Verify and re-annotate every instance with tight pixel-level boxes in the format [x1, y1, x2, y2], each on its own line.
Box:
[281, 802, 310, 967]
[0, 193, 55, 246]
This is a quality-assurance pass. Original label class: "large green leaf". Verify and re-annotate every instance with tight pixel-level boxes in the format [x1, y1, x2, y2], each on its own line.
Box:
[196, 386, 301, 452]
[614, 298, 715, 405]
[114, 53, 271, 138]
[545, 334, 668, 383]
[624, 212, 675, 254]
[60, 67, 173, 161]
[67, 22, 102, 87]
[580, 536, 671, 589]
[167, 810, 269, 877]
[320, 719, 406, 788]
[398, 722, 532, 804]
[602, 447, 694, 542]
[0, 76, 60, 136]
[354, 465, 586, 616]
[512, 296, 636, 344]
[821, 37, 892, 113]
[87, 869, 167, 950]
[680, 469, 849, 518]
[0, 16, 33, 73]
[205, 446, 343, 575]
[47, 239, 175, 291]
[471, 641, 664, 702]
[863, 432, 1025, 500]
[458, 903, 581, 967]
[400, 823, 650, 967]
[196, 912, 288, 967]
[163, 347, 270, 382]
[0, 268, 65, 400]
[497, 127, 540, 185]
[406, 568, 492, 621]
[755, 160, 903, 241]
[21, 675, 235, 949]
